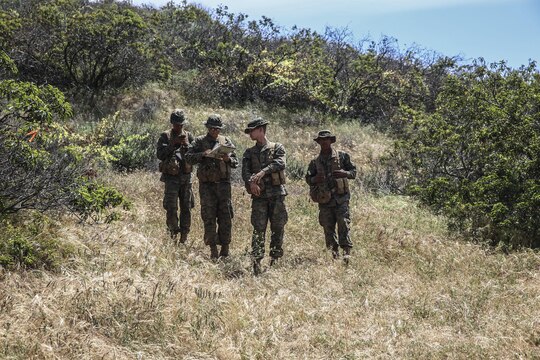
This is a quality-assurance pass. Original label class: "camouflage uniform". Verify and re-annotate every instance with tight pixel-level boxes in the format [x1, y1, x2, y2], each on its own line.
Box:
[242, 119, 288, 264]
[156, 110, 195, 240]
[185, 115, 238, 258]
[306, 130, 356, 257]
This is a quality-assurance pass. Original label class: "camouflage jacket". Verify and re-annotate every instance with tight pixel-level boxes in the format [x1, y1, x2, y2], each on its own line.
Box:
[156, 129, 194, 182]
[185, 134, 238, 183]
[305, 149, 357, 206]
[242, 141, 287, 199]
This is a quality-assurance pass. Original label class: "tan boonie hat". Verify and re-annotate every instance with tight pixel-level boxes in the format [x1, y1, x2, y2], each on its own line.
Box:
[203, 114, 224, 129]
[244, 117, 269, 133]
[313, 129, 336, 143]
[170, 109, 187, 124]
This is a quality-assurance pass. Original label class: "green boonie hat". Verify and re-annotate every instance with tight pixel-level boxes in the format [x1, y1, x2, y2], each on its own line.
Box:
[170, 109, 187, 124]
[244, 117, 269, 133]
[204, 114, 224, 129]
[313, 130, 336, 143]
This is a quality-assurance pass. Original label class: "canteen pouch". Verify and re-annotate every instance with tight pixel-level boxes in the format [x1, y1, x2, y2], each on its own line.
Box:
[335, 178, 349, 195]
[197, 162, 222, 182]
[310, 185, 331, 204]
[271, 170, 286, 186]
[159, 157, 180, 175]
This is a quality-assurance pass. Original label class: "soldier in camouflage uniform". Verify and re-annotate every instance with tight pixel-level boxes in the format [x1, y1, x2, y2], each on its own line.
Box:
[156, 109, 195, 244]
[242, 118, 287, 275]
[185, 114, 238, 260]
[305, 130, 357, 263]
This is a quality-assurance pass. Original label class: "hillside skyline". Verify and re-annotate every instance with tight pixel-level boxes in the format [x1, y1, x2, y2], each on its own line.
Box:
[131, 0, 540, 69]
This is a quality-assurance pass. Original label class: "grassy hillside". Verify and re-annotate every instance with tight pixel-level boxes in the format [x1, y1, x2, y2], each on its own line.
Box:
[0, 108, 539, 359]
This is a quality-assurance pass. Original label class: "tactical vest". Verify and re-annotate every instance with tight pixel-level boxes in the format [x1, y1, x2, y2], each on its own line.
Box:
[315, 149, 349, 195]
[159, 129, 192, 175]
[197, 135, 231, 183]
[249, 142, 286, 187]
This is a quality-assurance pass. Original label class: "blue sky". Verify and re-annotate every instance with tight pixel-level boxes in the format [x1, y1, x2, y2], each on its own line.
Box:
[131, 0, 540, 68]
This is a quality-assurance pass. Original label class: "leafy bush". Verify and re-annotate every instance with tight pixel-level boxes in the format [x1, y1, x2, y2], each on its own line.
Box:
[0, 52, 129, 222]
[0, 79, 78, 215]
[71, 181, 132, 223]
[81, 112, 158, 172]
[109, 134, 156, 172]
[390, 61, 540, 248]
[7, 0, 168, 102]
[0, 216, 73, 271]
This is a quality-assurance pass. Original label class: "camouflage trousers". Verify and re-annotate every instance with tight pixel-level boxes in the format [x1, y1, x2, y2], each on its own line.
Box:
[199, 182, 234, 246]
[319, 200, 352, 250]
[163, 179, 194, 235]
[251, 196, 287, 260]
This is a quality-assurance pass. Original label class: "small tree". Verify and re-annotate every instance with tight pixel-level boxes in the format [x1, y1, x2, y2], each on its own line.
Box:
[0, 20, 129, 220]
[7, 0, 167, 101]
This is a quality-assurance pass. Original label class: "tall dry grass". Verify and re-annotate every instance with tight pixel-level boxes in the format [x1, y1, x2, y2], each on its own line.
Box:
[1, 109, 539, 359]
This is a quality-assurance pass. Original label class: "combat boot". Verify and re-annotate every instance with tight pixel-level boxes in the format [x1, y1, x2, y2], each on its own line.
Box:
[253, 259, 262, 276]
[269, 258, 278, 267]
[179, 232, 188, 244]
[343, 247, 351, 265]
[331, 245, 339, 260]
[219, 244, 229, 258]
[210, 245, 219, 260]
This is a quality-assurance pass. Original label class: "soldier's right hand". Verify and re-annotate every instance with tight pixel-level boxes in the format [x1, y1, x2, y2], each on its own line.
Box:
[203, 149, 212, 157]
[172, 137, 184, 146]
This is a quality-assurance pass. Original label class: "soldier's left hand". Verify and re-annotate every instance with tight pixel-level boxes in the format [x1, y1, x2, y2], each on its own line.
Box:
[249, 182, 261, 196]
[221, 153, 230, 162]
[332, 170, 348, 178]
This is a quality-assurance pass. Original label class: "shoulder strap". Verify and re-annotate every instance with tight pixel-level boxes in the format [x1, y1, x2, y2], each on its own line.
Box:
[315, 154, 325, 177]
[164, 129, 173, 145]
[315, 150, 340, 175]
[331, 149, 341, 171]
[249, 144, 262, 173]
[267, 141, 276, 160]
[166, 129, 187, 145]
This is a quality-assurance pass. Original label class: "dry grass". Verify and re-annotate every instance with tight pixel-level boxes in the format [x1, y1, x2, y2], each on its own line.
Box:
[1, 110, 539, 359]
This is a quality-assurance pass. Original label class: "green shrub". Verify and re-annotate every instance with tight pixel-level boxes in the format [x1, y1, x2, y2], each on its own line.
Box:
[109, 133, 156, 172]
[390, 61, 540, 248]
[71, 181, 132, 223]
[77, 112, 159, 172]
[0, 217, 73, 271]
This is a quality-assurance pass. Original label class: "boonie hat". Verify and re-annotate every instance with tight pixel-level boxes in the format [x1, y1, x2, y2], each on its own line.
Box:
[313, 130, 336, 143]
[204, 114, 224, 129]
[244, 117, 269, 133]
[170, 109, 187, 124]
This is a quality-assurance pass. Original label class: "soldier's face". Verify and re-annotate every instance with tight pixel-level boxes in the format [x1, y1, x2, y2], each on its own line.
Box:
[208, 127, 221, 139]
[172, 123, 183, 132]
[248, 127, 263, 140]
[317, 138, 332, 150]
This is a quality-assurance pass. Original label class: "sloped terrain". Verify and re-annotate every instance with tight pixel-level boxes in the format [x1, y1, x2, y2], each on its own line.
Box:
[1, 116, 539, 359]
